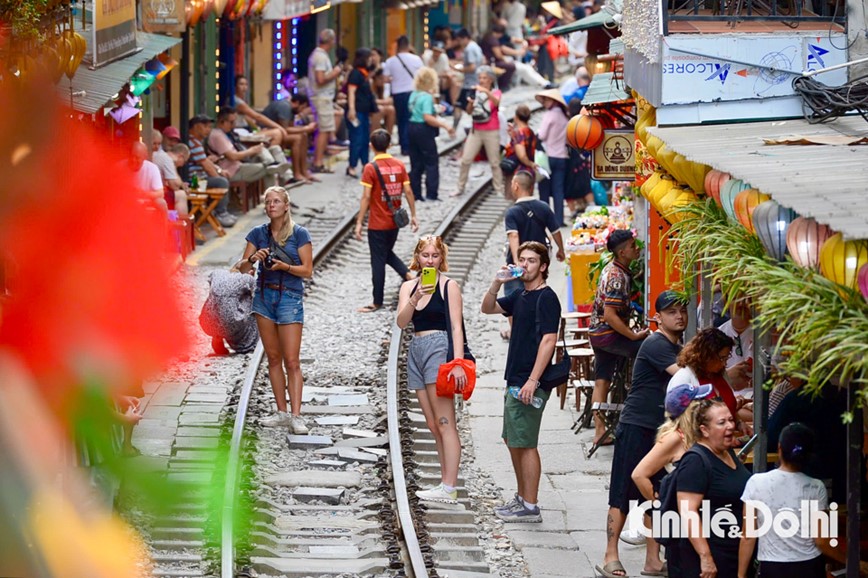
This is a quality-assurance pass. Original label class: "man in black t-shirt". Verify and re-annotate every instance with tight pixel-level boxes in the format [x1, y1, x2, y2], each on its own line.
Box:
[599, 290, 688, 578]
[500, 172, 566, 340]
[482, 241, 561, 524]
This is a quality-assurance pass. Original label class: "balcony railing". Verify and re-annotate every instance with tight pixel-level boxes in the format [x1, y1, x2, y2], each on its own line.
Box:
[662, 0, 847, 34]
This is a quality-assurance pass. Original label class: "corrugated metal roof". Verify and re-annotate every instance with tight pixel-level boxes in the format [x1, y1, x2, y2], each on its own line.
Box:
[648, 117, 868, 240]
[549, 0, 622, 35]
[59, 31, 181, 114]
[581, 72, 630, 105]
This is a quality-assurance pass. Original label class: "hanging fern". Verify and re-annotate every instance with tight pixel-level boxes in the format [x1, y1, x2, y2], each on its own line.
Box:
[665, 198, 868, 413]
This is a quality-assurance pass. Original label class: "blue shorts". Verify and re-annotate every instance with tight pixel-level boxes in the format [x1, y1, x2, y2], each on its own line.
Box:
[253, 286, 304, 325]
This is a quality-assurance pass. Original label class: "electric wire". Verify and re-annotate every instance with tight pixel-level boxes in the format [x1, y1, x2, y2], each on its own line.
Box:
[792, 74, 868, 124]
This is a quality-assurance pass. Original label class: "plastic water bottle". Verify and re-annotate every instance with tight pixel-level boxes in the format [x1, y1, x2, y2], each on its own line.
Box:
[496, 265, 525, 281]
[507, 386, 544, 409]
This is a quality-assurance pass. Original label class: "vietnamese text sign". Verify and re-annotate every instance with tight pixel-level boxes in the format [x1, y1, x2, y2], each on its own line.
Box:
[143, 0, 186, 33]
[93, 0, 137, 66]
[592, 129, 634, 181]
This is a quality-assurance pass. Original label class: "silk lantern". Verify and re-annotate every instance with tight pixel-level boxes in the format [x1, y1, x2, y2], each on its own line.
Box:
[751, 200, 797, 262]
[734, 189, 771, 233]
[786, 217, 833, 270]
[719, 178, 750, 222]
[704, 170, 730, 206]
[858, 264, 868, 302]
[566, 114, 604, 150]
[819, 233, 868, 292]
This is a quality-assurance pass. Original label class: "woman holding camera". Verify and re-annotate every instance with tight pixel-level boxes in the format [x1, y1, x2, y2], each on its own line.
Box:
[239, 186, 313, 433]
[396, 236, 468, 504]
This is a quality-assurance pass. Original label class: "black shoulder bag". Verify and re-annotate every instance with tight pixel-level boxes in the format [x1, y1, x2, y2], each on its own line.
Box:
[535, 290, 570, 391]
[443, 280, 475, 362]
[372, 161, 410, 228]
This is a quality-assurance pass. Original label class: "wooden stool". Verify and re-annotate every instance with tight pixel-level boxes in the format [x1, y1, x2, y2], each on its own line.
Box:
[229, 178, 263, 213]
[168, 214, 194, 260]
[187, 194, 208, 242]
[568, 348, 596, 428]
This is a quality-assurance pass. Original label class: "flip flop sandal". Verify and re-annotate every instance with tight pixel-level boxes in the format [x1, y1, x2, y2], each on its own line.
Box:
[357, 304, 382, 313]
[640, 562, 668, 576]
[311, 165, 334, 174]
[595, 560, 628, 578]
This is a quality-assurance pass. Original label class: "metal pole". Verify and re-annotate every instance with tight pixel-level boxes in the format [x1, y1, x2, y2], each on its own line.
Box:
[685, 267, 698, 342]
[846, 383, 862, 578]
[751, 322, 768, 472]
[699, 269, 712, 329]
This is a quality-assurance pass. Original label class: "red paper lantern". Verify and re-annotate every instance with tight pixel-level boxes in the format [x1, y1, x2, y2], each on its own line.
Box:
[703, 170, 730, 206]
[566, 114, 604, 151]
[785, 217, 833, 270]
[733, 189, 771, 233]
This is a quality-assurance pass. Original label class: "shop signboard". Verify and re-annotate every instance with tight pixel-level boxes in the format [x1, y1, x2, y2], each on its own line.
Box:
[92, 0, 137, 67]
[262, 0, 311, 19]
[592, 129, 634, 181]
[661, 34, 847, 105]
[311, 0, 331, 13]
[142, 0, 186, 33]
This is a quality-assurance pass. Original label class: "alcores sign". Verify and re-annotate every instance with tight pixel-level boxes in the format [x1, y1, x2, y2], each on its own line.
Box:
[592, 129, 634, 181]
[93, 0, 137, 67]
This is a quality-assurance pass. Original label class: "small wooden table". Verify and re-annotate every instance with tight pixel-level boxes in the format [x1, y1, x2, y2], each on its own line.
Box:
[188, 188, 228, 240]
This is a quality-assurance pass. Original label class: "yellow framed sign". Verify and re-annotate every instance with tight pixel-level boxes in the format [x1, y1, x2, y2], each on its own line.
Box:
[592, 129, 635, 181]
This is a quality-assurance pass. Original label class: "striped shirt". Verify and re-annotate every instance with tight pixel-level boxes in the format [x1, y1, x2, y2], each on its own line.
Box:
[187, 136, 207, 180]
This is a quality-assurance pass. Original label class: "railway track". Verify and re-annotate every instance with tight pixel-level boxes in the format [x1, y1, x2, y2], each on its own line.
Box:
[145, 103, 542, 578]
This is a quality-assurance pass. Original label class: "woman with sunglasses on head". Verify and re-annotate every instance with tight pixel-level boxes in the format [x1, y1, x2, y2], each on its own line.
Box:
[238, 186, 313, 434]
[396, 236, 468, 504]
[677, 398, 751, 578]
[667, 328, 741, 426]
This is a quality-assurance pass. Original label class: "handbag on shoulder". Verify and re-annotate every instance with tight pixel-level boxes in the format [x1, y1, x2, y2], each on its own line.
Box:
[372, 161, 410, 228]
[436, 280, 477, 399]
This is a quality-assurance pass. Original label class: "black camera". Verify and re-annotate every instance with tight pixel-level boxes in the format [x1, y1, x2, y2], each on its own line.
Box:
[263, 252, 275, 269]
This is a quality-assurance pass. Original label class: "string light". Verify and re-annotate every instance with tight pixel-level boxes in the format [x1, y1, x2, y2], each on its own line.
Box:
[291, 18, 299, 94]
[273, 20, 285, 100]
[423, 9, 430, 50]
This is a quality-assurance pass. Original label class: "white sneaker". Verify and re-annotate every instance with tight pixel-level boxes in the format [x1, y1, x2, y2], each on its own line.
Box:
[289, 415, 309, 435]
[620, 527, 645, 545]
[415, 483, 458, 504]
[261, 412, 291, 427]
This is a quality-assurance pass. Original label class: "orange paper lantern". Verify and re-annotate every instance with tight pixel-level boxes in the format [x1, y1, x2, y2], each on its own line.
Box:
[566, 114, 604, 151]
[704, 170, 730, 206]
[785, 217, 833, 270]
[733, 189, 771, 233]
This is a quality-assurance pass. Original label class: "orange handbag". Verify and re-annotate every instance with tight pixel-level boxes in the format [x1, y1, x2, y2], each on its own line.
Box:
[436, 358, 477, 400]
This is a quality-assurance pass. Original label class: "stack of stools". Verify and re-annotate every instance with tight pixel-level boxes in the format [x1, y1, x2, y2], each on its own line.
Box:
[558, 312, 595, 423]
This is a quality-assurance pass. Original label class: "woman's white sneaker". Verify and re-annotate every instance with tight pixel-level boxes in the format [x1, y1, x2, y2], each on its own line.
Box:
[415, 483, 458, 504]
[261, 412, 291, 427]
[289, 415, 309, 435]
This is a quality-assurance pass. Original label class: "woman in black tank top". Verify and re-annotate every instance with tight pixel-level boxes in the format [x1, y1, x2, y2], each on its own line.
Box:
[396, 236, 469, 504]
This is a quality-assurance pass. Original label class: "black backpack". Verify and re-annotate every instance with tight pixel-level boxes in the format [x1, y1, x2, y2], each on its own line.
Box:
[654, 446, 712, 549]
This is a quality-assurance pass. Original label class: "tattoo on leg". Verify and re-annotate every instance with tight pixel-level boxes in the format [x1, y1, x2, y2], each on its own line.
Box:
[439, 417, 449, 425]
[606, 513, 614, 541]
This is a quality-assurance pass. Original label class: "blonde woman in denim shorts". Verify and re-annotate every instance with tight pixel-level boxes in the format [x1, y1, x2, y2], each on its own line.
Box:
[239, 186, 313, 433]
[396, 236, 469, 504]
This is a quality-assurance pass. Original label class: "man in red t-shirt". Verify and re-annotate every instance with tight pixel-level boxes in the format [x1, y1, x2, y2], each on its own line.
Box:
[354, 129, 419, 313]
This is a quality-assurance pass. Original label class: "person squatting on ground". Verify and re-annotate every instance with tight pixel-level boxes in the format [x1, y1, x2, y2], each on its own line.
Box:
[588, 229, 649, 445]
[354, 129, 419, 313]
[199, 269, 259, 356]
[627, 384, 713, 578]
[598, 291, 688, 578]
[239, 186, 313, 433]
[396, 236, 469, 504]
[481, 241, 561, 523]
[408, 67, 456, 202]
[454, 66, 504, 197]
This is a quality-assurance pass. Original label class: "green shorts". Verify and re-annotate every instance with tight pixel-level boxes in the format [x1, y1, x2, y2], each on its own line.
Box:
[501, 387, 550, 449]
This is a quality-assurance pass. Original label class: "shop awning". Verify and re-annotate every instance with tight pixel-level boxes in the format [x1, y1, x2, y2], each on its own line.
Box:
[581, 72, 630, 105]
[59, 30, 182, 115]
[549, 0, 622, 35]
[648, 116, 868, 240]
